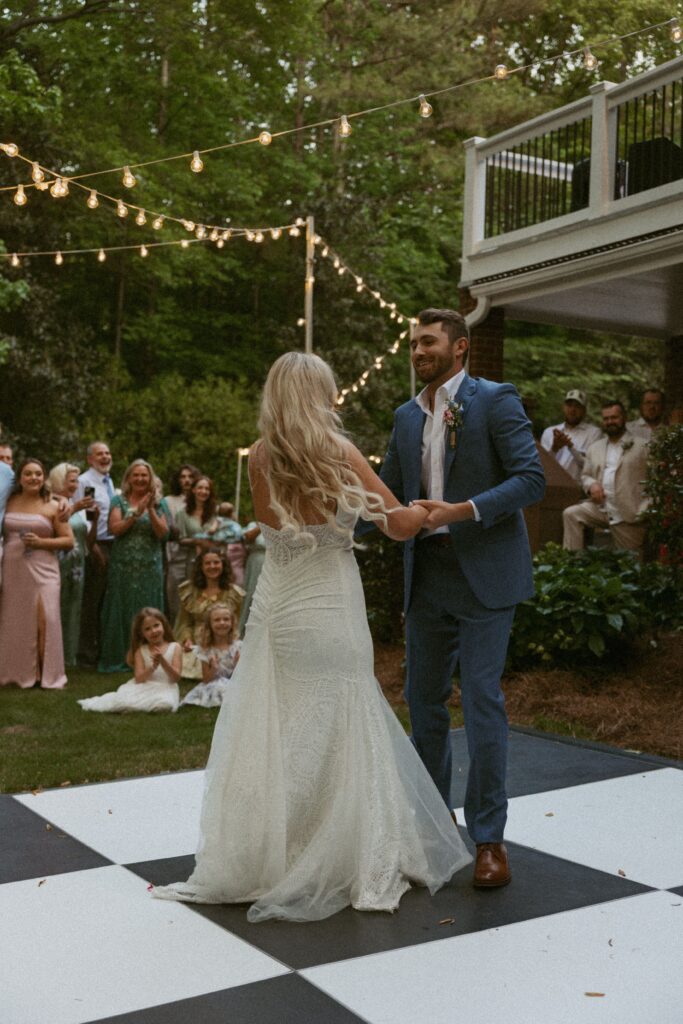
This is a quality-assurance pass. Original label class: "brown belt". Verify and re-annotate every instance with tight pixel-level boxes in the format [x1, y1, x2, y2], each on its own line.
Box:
[419, 534, 451, 547]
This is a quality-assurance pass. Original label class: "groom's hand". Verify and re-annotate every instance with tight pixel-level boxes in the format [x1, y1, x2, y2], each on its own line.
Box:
[411, 500, 474, 529]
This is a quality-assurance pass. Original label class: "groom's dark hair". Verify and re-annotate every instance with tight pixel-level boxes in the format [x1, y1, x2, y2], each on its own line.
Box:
[417, 308, 470, 344]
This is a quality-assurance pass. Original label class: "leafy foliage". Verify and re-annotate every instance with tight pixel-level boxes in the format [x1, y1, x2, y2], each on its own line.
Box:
[508, 543, 682, 668]
[641, 425, 683, 564]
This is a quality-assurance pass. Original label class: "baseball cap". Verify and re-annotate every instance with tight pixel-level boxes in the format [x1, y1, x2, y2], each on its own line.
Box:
[565, 389, 587, 406]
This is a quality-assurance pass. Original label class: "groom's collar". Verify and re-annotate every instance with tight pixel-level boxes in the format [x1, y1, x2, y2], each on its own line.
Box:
[415, 367, 466, 415]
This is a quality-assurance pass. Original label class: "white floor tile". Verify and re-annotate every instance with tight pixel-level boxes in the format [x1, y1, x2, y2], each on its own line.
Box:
[502, 768, 683, 889]
[15, 771, 205, 864]
[303, 891, 683, 1024]
[0, 865, 288, 1024]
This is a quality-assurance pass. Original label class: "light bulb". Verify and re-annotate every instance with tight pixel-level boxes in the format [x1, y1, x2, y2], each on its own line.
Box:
[390, 310, 397, 319]
[671, 18, 682, 42]
[356, 283, 363, 293]
[245, 230, 255, 241]
[222, 229, 232, 241]
[190, 150, 204, 173]
[295, 217, 305, 226]
[55, 251, 63, 266]
[97, 249, 106, 262]
[152, 215, 164, 230]
[216, 238, 224, 248]
[1, 143, 19, 157]
[333, 258, 340, 268]
[195, 225, 207, 239]
[116, 199, 128, 218]
[379, 299, 386, 308]
[494, 64, 508, 81]
[270, 227, 282, 239]
[209, 228, 218, 241]
[184, 220, 195, 232]
[397, 315, 404, 324]
[10, 253, 20, 267]
[321, 245, 329, 257]
[13, 184, 27, 206]
[418, 94, 433, 118]
[288, 226, 300, 237]
[297, 318, 305, 327]
[355, 276, 363, 286]
[338, 266, 345, 275]
[583, 47, 599, 70]
[313, 233, 321, 244]
[31, 162, 44, 183]
[35, 181, 49, 191]
[122, 166, 137, 188]
[180, 239, 190, 248]
[258, 130, 272, 146]
[254, 231, 264, 243]
[87, 190, 99, 209]
[50, 177, 68, 198]
[140, 245, 148, 257]
[338, 115, 352, 137]
[135, 209, 147, 226]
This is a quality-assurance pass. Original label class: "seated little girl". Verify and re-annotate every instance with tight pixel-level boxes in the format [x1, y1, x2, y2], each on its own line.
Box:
[78, 607, 181, 713]
[178, 602, 241, 709]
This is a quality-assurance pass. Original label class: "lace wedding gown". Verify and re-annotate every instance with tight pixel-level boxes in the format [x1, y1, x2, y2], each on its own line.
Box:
[154, 512, 471, 922]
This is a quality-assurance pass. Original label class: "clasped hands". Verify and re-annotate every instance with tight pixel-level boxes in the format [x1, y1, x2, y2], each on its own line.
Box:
[409, 499, 474, 529]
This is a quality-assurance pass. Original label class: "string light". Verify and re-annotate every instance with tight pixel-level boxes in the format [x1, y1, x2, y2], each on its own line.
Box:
[190, 150, 204, 173]
[258, 131, 272, 146]
[254, 230, 264, 243]
[140, 244, 149, 257]
[289, 225, 300, 237]
[338, 115, 352, 137]
[55, 251, 63, 266]
[135, 209, 147, 226]
[35, 181, 49, 191]
[183, 220, 195, 232]
[670, 18, 682, 42]
[180, 238, 190, 248]
[49, 177, 68, 198]
[583, 46, 599, 70]
[1, 143, 19, 157]
[152, 215, 164, 229]
[245, 229, 255, 241]
[122, 166, 137, 188]
[97, 248, 106, 262]
[116, 199, 128, 218]
[418, 94, 433, 117]
[195, 225, 207, 239]
[494, 64, 509, 80]
[270, 227, 282, 239]
[10, 253, 20, 267]
[209, 228, 219, 241]
[315, 234, 413, 326]
[216, 238, 224, 248]
[87, 190, 99, 209]
[31, 162, 44, 183]
[222, 229, 232, 241]
[13, 184, 27, 206]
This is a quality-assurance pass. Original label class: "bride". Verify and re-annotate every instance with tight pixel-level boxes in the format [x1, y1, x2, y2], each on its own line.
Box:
[154, 352, 471, 922]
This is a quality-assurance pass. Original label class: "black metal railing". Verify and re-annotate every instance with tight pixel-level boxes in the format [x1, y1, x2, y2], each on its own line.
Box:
[615, 77, 683, 198]
[484, 115, 592, 237]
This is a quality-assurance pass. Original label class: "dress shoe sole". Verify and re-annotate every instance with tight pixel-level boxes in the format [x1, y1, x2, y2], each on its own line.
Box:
[473, 874, 512, 889]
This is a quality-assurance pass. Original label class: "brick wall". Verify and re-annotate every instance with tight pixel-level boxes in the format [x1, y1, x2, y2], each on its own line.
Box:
[459, 288, 505, 382]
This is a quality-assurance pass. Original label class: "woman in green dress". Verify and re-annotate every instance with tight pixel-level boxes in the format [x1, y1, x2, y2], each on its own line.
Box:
[98, 459, 170, 672]
[48, 462, 98, 667]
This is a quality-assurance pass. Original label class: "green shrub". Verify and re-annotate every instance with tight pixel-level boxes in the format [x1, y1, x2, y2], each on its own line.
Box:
[641, 425, 683, 564]
[509, 543, 681, 668]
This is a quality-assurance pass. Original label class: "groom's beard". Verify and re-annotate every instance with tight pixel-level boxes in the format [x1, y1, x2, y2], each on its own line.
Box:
[413, 353, 456, 383]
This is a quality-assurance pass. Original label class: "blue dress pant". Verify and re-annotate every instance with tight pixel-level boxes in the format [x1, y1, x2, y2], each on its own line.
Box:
[405, 540, 515, 844]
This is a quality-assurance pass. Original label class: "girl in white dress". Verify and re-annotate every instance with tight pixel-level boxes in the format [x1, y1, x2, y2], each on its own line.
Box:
[78, 608, 181, 713]
[178, 603, 241, 709]
[154, 352, 471, 922]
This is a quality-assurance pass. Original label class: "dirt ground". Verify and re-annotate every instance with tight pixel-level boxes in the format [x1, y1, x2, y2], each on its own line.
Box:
[373, 633, 682, 761]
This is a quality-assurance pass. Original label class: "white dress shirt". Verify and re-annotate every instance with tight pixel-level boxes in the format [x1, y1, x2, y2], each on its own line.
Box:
[626, 417, 658, 443]
[540, 420, 602, 482]
[602, 441, 623, 524]
[76, 467, 115, 541]
[415, 369, 478, 534]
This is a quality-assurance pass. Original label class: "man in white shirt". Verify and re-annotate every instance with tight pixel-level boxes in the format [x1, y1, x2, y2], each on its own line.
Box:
[627, 388, 666, 442]
[562, 401, 649, 553]
[540, 390, 601, 483]
[75, 441, 115, 666]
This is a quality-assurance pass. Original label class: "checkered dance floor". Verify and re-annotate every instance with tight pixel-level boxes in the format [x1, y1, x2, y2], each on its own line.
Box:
[2, 727, 682, 1024]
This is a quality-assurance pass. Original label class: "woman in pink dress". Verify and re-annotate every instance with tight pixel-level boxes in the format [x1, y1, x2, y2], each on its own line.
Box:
[0, 459, 74, 688]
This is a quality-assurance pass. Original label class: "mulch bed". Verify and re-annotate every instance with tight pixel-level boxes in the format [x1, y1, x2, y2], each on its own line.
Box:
[373, 633, 682, 761]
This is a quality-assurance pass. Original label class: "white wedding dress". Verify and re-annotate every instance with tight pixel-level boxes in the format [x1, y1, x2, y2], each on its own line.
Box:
[153, 512, 471, 922]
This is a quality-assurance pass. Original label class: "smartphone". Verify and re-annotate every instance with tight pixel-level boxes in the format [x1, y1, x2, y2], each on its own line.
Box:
[84, 485, 96, 521]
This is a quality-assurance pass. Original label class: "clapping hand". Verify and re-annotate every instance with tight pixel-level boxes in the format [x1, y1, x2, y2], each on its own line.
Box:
[552, 428, 572, 452]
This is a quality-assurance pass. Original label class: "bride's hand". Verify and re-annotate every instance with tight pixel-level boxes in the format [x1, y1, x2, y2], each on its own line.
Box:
[411, 500, 473, 529]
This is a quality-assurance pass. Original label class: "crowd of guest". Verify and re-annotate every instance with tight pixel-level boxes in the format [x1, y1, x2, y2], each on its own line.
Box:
[539, 387, 667, 555]
[0, 440, 265, 697]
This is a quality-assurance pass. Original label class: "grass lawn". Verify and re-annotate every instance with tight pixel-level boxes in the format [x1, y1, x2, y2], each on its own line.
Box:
[0, 669, 218, 794]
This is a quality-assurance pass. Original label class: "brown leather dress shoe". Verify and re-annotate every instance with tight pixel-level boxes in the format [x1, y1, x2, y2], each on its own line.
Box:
[473, 843, 511, 888]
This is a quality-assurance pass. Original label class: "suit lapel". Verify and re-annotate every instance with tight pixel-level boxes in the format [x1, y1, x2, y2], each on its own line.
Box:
[444, 375, 477, 482]
[406, 400, 426, 498]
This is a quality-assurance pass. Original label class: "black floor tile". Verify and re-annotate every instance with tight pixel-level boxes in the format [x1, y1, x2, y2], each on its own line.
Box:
[669, 885, 683, 897]
[448, 727, 672, 805]
[0, 795, 111, 883]
[85, 974, 365, 1024]
[127, 836, 653, 971]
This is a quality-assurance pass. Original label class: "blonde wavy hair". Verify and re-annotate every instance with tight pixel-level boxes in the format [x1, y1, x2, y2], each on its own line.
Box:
[48, 462, 80, 495]
[121, 458, 156, 498]
[258, 351, 388, 532]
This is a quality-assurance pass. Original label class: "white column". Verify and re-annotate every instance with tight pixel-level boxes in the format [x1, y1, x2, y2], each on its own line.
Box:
[588, 81, 617, 218]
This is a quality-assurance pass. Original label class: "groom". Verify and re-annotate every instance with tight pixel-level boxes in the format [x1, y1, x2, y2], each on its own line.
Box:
[378, 308, 544, 887]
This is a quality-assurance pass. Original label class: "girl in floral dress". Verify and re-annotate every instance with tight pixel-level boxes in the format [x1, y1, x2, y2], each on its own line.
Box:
[178, 603, 241, 709]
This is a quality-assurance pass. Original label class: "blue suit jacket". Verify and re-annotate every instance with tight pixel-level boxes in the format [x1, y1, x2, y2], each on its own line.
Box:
[0, 461, 14, 533]
[378, 375, 545, 612]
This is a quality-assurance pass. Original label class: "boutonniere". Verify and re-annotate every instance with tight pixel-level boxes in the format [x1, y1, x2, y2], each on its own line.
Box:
[621, 438, 634, 453]
[443, 399, 464, 449]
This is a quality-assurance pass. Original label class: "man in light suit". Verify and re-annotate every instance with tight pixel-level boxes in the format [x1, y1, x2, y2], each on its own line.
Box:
[563, 401, 649, 553]
[378, 308, 545, 887]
